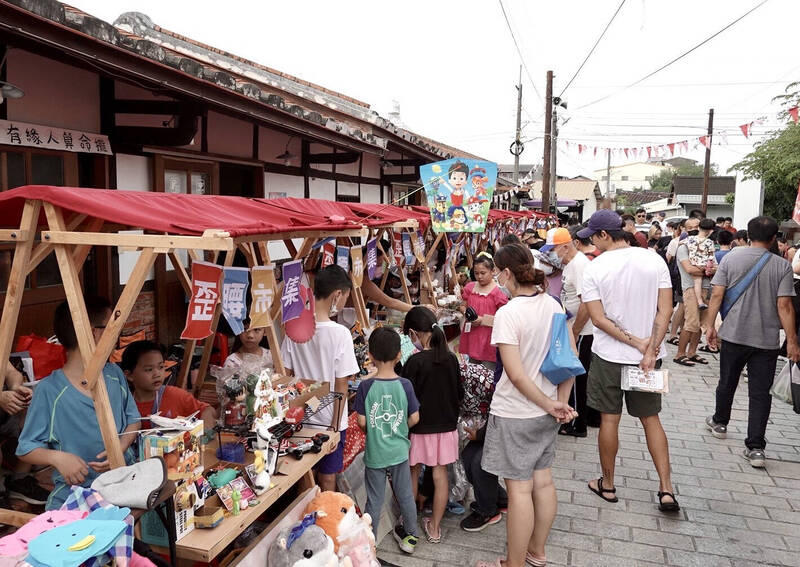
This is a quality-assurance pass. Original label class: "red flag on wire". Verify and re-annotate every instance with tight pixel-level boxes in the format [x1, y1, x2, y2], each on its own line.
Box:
[646, 147, 652, 157]
[668, 143, 675, 155]
[789, 106, 799, 124]
[623, 148, 629, 158]
[740, 123, 751, 138]
[699, 136, 711, 149]
[578, 144, 584, 154]
[593, 147, 598, 157]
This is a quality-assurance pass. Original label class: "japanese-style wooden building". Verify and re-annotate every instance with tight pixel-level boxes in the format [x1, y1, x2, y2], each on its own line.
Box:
[0, 0, 496, 346]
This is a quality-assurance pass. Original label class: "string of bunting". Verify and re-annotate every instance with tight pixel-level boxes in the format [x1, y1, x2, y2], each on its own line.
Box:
[563, 106, 799, 160]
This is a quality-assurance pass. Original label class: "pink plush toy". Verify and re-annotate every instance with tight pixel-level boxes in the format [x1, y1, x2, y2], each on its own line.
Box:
[0, 509, 88, 562]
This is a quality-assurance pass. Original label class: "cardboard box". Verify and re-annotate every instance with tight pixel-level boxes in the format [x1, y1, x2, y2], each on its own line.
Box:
[139, 421, 204, 481]
[140, 481, 195, 544]
[271, 377, 330, 413]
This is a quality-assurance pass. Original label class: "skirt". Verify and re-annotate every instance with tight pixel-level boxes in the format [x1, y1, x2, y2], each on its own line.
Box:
[409, 430, 459, 466]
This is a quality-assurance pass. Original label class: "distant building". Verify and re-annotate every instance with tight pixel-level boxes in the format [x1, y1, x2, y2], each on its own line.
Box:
[670, 176, 735, 219]
[528, 179, 603, 222]
[593, 158, 700, 192]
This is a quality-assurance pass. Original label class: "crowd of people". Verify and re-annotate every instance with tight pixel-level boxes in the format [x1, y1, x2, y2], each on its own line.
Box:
[1, 206, 799, 567]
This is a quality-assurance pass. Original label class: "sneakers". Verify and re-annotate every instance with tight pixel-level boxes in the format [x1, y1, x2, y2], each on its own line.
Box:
[705, 416, 727, 439]
[392, 525, 418, 554]
[743, 448, 766, 468]
[6, 475, 49, 505]
[460, 510, 502, 532]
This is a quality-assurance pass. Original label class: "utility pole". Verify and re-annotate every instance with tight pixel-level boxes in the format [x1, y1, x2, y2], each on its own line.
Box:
[605, 148, 612, 198]
[701, 108, 714, 215]
[541, 70, 553, 214]
[551, 105, 558, 210]
[513, 65, 522, 185]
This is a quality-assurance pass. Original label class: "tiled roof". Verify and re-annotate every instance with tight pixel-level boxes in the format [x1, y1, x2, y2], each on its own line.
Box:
[7, 0, 481, 160]
[671, 176, 735, 196]
[616, 190, 671, 206]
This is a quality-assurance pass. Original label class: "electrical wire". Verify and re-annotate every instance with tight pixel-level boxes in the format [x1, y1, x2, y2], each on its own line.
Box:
[559, 0, 627, 98]
[497, 0, 543, 103]
[575, 0, 771, 111]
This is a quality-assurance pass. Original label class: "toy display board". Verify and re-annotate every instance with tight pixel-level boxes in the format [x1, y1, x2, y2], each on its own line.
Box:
[140, 484, 195, 544]
[420, 158, 497, 233]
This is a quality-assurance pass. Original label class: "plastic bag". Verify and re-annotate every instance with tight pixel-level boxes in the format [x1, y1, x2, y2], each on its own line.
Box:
[540, 313, 585, 385]
[14, 334, 66, 379]
[448, 460, 469, 503]
[770, 361, 794, 404]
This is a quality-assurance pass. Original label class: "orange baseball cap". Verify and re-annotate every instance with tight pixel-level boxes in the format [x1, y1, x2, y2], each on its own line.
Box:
[540, 228, 572, 252]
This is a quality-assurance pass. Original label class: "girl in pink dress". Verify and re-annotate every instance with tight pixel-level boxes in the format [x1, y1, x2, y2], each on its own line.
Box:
[459, 253, 509, 369]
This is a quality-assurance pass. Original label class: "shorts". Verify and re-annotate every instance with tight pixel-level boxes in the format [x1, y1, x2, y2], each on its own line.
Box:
[683, 287, 711, 333]
[587, 354, 662, 418]
[409, 431, 458, 466]
[315, 428, 347, 475]
[481, 413, 558, 480]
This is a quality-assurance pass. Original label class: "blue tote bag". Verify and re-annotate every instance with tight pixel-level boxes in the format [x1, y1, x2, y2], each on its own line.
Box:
[540, 312, 585, 385]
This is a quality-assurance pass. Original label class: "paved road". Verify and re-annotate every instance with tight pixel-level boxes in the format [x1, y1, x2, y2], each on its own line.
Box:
[378, 345, 800, 566]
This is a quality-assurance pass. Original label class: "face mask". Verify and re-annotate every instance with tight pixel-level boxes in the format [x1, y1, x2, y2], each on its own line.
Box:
[687, 229, 699, 236]
[410, 332, 423, 351]
[547, 251, 563, 270]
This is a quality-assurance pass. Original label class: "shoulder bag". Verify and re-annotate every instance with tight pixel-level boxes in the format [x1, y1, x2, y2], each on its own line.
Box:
[720, 250, 770, 320]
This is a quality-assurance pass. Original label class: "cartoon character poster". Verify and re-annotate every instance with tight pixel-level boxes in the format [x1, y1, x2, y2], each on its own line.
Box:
[420, 158, 497, 233]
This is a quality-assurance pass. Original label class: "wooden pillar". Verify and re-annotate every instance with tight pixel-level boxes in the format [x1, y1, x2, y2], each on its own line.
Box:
[0, 200, 40, 390]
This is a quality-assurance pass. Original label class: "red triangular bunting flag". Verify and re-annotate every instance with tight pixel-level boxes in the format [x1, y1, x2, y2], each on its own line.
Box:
[682, 140, 689, 152]
[740, 123, 751, 138]
[565, 141, 570, 149]
[593, 147, 598, 157]
[699, 136, 711, 149]
[578, 144, 584, 154]
[789, 106, 799, 123]
[646, 146, 652, 157]
[668, 143, 675, 155]
[623, 148, 629, 158]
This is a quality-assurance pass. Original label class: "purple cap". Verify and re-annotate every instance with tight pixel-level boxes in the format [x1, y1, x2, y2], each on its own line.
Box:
[577, 209, 623, 239]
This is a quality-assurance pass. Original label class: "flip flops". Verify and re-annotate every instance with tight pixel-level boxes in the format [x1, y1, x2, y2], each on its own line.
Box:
[588, 477, 618, 503]
[699, 344, 719, 354]
[672, 356, 695, 367]
[422, 517, 441, 543]
[688, 354, 708, 364]
[527, 553, 547, 566]
[666, 337, 680, 345]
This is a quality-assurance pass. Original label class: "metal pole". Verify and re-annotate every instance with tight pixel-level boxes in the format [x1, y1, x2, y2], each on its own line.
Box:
[551, 106, 558, 213]
[513, 65, 522, 185]
[541, 70, 553, 213]
[701, 108, 714, 214]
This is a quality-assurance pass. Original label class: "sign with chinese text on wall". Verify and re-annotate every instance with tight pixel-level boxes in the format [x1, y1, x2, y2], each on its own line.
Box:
[0, 119, 113, 155]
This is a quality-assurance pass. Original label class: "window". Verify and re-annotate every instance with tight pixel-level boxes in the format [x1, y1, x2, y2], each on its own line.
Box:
[621, 176, 629, 181]
[0, 146, 79, 293]
[601, 175, 608, 181]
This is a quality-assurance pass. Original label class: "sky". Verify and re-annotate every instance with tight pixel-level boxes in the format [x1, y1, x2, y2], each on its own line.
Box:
[68, 0, 799, 180]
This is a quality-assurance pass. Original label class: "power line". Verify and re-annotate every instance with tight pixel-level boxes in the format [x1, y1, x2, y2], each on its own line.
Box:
[559, 0, 627, 98]
[575, 0, 771, 111]
[568, 80, 790, 89]
[497, 0, 543, 103]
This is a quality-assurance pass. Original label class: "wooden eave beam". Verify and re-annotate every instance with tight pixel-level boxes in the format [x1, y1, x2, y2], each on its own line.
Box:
[307, 152, 360, 165]
[40, 231, 236, 251]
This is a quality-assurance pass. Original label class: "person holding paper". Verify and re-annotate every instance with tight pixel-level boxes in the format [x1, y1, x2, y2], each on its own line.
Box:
[578, 210, 679, 513]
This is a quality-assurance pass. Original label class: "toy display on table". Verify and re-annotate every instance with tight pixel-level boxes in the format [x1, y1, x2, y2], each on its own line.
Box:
[267, 513, 338, 567]
[247, 448, 277, 495]
[303, 492, 379, 567]
[223, 376, 248, 428]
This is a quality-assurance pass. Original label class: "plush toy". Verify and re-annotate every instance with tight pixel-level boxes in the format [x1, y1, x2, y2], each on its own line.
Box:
[267, 514, 337, 567]
[303, 492, 377, 566]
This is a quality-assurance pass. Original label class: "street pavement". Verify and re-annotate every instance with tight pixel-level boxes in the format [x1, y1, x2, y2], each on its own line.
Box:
[377, 345, 800, 566]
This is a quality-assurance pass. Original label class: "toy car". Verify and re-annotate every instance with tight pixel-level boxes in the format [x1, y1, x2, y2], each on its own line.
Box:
[288, 433, 330, 460]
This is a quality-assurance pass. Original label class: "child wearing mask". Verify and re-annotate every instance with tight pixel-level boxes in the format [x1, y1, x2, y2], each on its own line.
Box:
[459, 253, 508, 370]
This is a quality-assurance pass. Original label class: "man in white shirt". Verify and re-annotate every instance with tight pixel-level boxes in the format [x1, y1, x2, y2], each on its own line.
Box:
[542, 227, 594, 436]
[578, 210, 679, 512]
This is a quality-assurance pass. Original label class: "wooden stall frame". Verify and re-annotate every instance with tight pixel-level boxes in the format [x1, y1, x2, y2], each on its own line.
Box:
[0, 196, 366, 527]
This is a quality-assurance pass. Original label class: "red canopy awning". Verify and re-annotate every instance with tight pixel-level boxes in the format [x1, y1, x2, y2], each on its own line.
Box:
[0, 186, 360, 236]
[261, 198, 428, 231]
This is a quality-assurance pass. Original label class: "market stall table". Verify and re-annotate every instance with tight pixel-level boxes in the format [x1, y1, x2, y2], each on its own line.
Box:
[159, 428, 340, 564]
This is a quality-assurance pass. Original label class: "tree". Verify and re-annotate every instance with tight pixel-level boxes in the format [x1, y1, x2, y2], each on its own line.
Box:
[648, 163, 719, 191]
[732, 82, 800, 220]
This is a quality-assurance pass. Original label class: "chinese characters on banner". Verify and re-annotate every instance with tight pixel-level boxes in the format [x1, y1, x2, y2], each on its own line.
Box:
[321, 242, 336, 268]
[181, 261, 223, 340]
[402, 233, 414, 266]
[0, 119, 112, 155]
[420, 158, 497, 233]
[249, 265, 276, 329]
[281, 260, 304, 324]
[350, 246, 364, 286]
[221, 267, 250, 335]
[414, 230, 425, 262]
[392, 231, 405, 267]
[366, 238, 378, 280]
[336, 246, 349, 271]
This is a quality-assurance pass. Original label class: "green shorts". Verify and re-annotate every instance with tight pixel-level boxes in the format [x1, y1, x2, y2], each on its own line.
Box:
[587, 354, 662, 418]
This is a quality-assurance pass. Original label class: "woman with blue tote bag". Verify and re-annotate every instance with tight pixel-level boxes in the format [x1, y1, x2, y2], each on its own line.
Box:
[476, 243, 578, 567]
